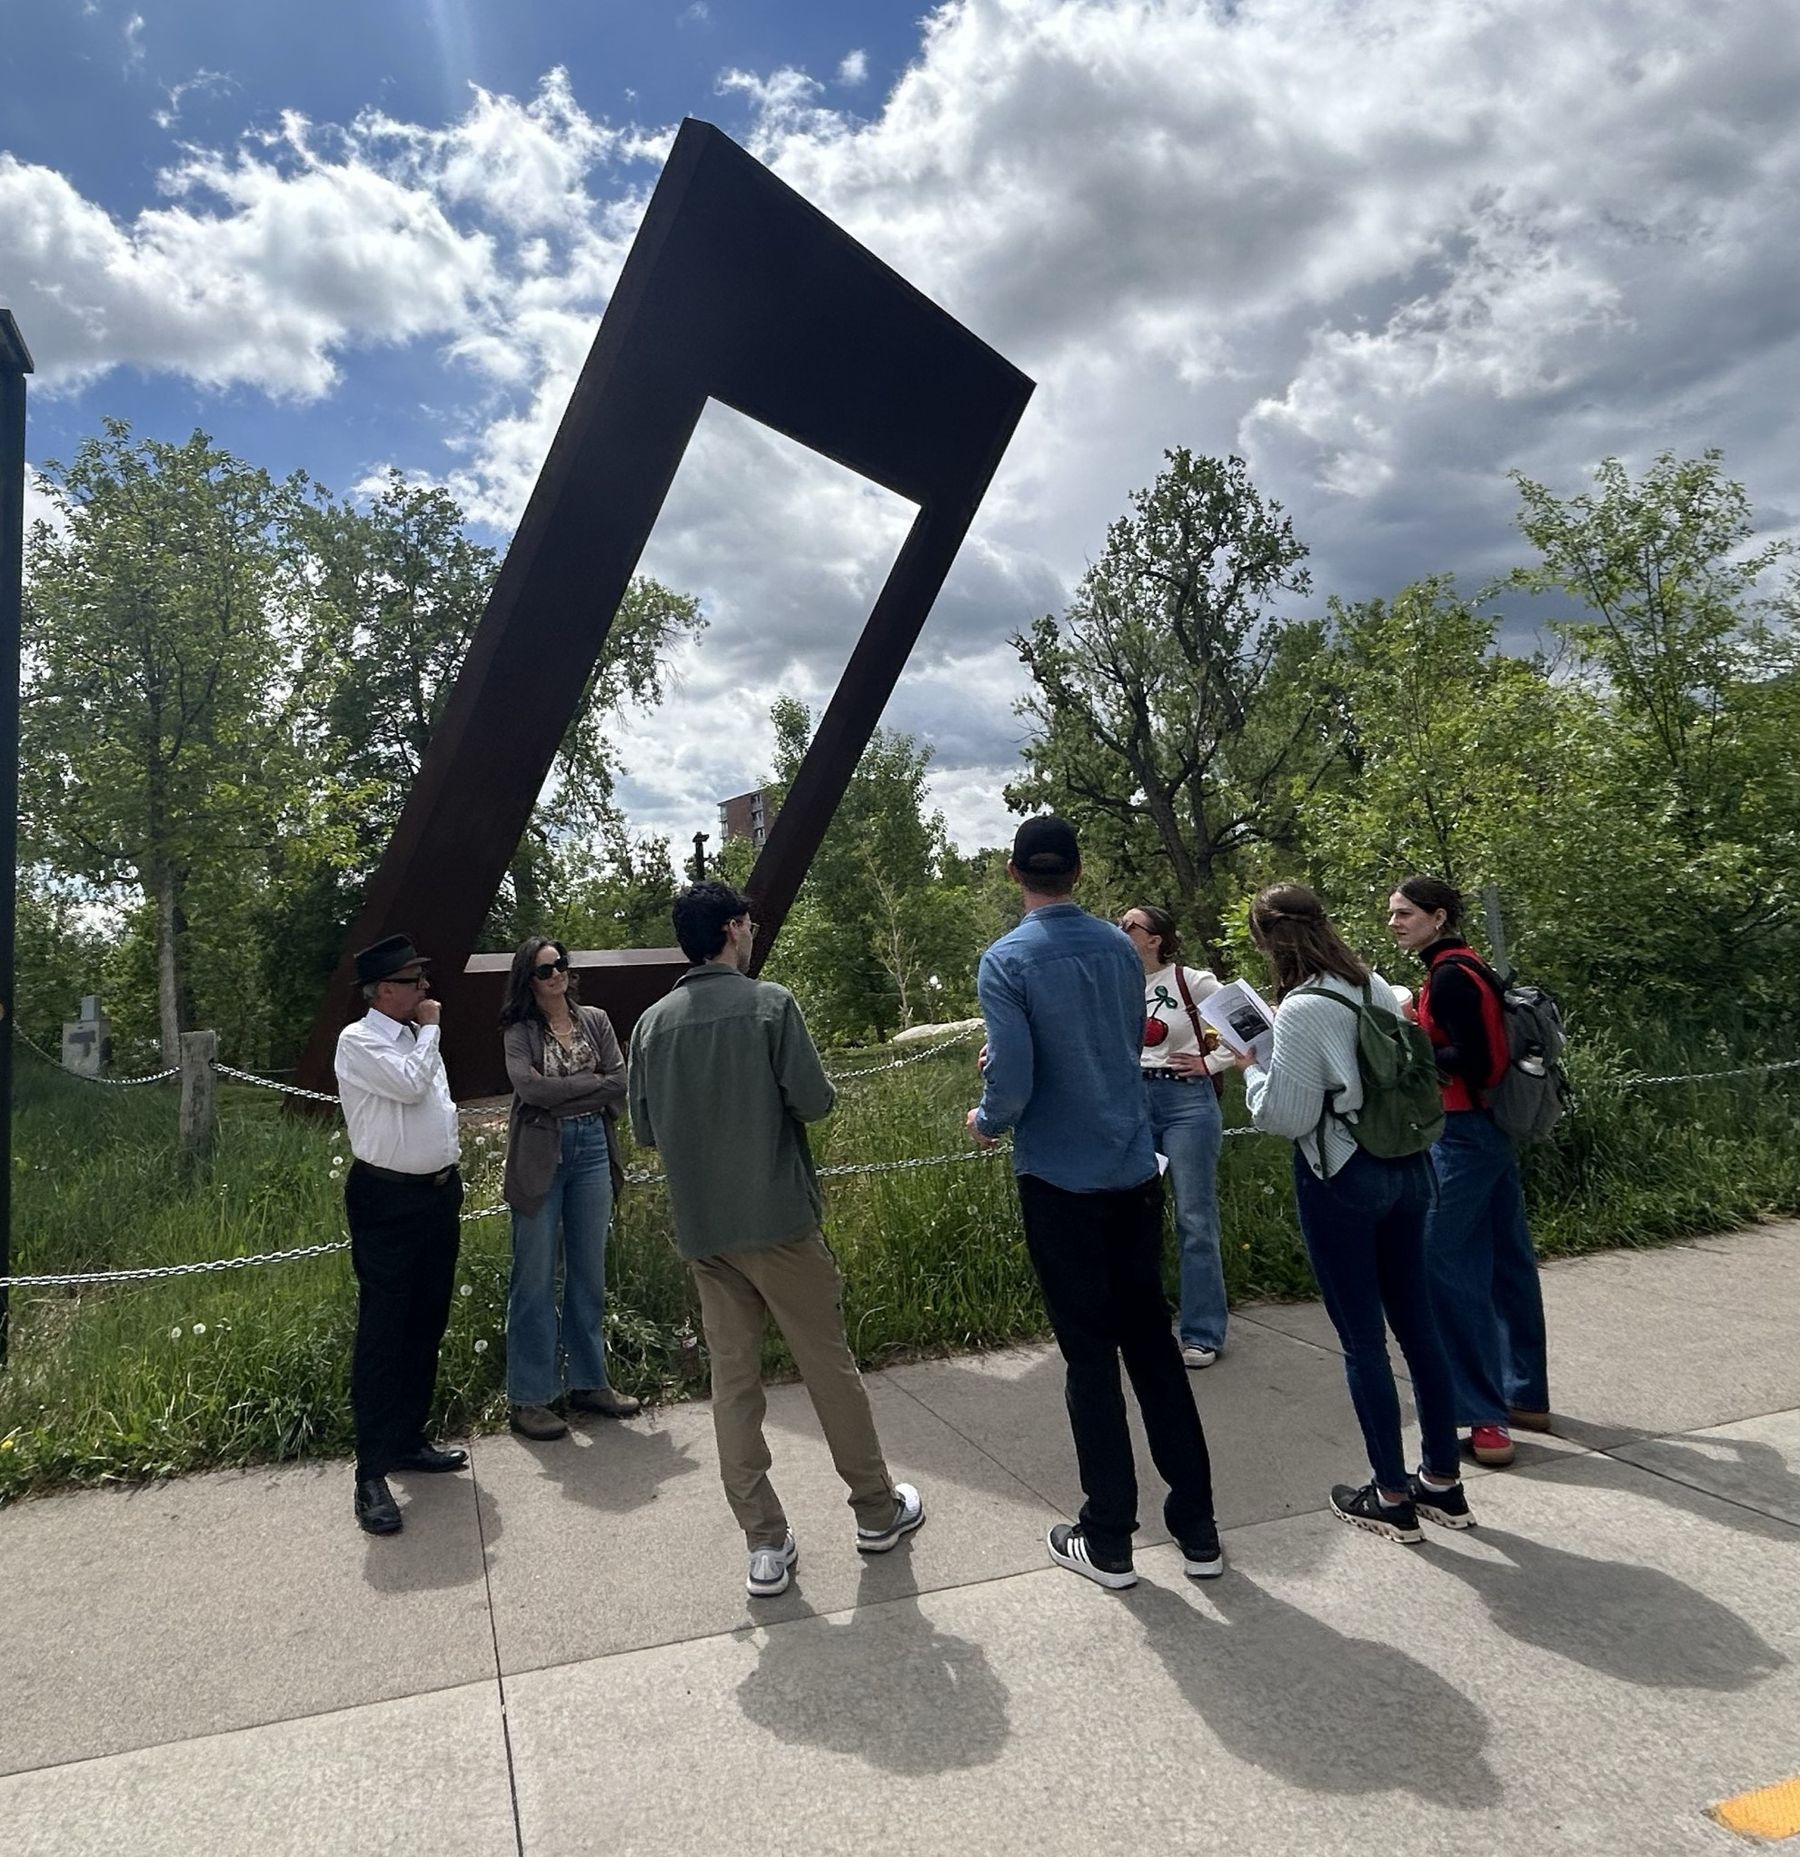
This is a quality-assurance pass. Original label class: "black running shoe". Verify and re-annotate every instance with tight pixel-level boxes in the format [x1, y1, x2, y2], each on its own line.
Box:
[1180, 1532, 1225, 1580]
[1047, 1522, 1137, 1589]
[1330, 1481, 1423, 1544]
[1408, 1473, 1476, 1530]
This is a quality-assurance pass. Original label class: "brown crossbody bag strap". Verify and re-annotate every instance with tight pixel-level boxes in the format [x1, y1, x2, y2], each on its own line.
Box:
[1173, 966, 1226, 1102]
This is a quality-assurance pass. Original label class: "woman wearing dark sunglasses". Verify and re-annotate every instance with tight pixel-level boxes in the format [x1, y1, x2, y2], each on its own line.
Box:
[499, 937, 640, 1438]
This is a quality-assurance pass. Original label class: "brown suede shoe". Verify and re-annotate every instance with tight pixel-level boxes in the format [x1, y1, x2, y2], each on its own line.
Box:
[567, 1386, 641, 1419]
[509, 1404, 569, 1440]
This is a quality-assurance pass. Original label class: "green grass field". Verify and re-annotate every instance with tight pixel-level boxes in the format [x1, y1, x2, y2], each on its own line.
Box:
[3, 1025, 1797, 1500]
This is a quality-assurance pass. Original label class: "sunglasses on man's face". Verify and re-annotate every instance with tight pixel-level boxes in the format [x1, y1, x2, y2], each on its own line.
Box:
[531, 957, 570, 981]
[385, 972, 430, 990]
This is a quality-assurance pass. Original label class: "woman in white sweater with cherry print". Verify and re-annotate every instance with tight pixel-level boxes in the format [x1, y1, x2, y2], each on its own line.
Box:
[1119, 905, 1236, 1368]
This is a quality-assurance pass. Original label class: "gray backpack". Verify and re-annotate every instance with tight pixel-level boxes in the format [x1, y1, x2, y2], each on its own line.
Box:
[1438, 953, 1570, 1143]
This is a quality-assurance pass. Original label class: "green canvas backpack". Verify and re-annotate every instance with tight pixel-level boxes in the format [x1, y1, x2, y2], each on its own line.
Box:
[1293, 979, 1445, 1173]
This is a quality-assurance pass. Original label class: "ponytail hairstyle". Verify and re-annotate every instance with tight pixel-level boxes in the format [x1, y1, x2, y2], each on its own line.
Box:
[1246, 883, 1371, 1001]
[1395, 874, 1463, 936]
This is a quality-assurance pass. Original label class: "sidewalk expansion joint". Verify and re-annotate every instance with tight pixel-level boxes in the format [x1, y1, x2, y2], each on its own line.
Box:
[469, 1448, 526, 1857]
[877, 1368, 1071, 1515]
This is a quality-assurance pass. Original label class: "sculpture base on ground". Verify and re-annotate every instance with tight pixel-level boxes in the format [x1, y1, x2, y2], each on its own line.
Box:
[423, 948, 689, 1102]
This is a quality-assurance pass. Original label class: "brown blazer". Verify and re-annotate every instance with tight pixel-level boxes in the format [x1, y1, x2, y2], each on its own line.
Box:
[501, 1005, 627, 1216]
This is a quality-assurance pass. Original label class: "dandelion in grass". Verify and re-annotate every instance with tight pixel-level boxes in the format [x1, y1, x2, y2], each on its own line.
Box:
[169, 1326, 183, 1340]
[460, 1283, 472, 1297]
[473, 1339, 488, 1354]
[192, 1322, 206, 1336]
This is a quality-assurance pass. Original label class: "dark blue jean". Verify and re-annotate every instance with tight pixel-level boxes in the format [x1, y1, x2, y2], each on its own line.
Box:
[1144, 1076, 1227, 1352]
[1425, 1109, 1549, 1425]
[1292, 1147, 1461, 1490]
[506, 1115, 614, 1406]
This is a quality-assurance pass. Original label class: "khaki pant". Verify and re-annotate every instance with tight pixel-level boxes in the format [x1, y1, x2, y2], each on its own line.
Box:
[690, 1233, 896, 1548]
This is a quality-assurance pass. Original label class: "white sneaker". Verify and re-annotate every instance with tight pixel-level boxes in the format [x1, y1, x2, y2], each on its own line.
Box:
[856, 1482, 925, 1553]
[746, 1529, 798, 1597]
[1181, 1345, 1218, 1369]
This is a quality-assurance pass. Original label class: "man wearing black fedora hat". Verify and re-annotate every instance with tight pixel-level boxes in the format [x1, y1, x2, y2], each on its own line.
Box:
[336, 934, 466, 1536]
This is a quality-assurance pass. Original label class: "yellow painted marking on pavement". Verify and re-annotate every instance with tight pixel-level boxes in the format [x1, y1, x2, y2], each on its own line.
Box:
[1711, 1777, 1800, 1842]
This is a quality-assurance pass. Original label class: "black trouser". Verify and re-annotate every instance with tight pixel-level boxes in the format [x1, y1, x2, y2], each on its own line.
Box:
[1018, 1171, 1217, 1559]
[345, 1161, 463, 1480]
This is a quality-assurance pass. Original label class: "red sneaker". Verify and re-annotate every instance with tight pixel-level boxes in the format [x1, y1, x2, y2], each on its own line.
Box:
[1469, 1424, 1515, 1467]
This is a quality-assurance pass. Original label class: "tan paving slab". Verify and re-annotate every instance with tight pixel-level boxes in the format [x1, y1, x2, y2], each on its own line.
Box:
[885, 1313, 1421, 1539]
[1237, 1220, 1800, 1452]
[0, 1458, 493, 1776]
[1608, 1409, 1800, 1529]
[506, 1448, 1800, 1857]
[473, 1371, 1054, 1677]
[0, 1680, 514, 1857]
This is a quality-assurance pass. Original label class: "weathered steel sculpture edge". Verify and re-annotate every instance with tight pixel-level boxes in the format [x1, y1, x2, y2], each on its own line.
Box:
[295, 117, 1033, 1099]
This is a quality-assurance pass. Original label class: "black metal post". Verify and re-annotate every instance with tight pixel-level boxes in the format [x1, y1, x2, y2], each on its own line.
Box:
[0, 309, 33, 1367]
[690, 832, 709, 884]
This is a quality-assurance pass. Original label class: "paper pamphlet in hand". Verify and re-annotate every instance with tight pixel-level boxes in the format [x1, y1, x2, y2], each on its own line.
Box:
[1199, 980, 1276, 1065]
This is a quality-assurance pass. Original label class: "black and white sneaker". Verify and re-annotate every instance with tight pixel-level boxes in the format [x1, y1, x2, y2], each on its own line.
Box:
[1330, 1481, 1423, 1544]
[1047, 1522, 1137, 1589]
[1180, 1533, 1226, 1580]
[1408, 1472, 1476, 1530]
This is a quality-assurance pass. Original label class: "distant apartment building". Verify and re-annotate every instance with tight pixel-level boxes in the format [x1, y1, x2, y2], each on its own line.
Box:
[718, 787, 778, 850]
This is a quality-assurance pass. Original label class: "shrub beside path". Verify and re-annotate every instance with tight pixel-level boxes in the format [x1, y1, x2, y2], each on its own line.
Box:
[2, 1220, 1797, 1855]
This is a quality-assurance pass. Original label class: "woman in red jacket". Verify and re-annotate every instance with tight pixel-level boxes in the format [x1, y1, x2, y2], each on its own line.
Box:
[1389, 877, 1549, 1468]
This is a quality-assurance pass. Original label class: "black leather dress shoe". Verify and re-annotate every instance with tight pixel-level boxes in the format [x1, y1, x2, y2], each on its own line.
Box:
[355, 1477, 403, 1535]
[390, 1443, 468, 1474]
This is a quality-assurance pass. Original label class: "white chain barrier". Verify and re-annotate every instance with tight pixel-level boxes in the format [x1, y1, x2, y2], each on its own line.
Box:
[827, 1027, 983, 1083]
[6, 1020, 1795, 1291]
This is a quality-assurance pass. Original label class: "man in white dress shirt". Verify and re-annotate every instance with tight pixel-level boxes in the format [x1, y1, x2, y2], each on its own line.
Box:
[336, 934, 465, 1536]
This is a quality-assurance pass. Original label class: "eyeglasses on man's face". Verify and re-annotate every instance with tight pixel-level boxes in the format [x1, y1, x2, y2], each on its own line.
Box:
[384, 971, 430, 990]
[531, 956, 571, 981]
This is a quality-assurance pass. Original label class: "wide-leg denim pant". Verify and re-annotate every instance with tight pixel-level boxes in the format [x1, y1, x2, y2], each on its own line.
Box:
[506, 1115, 614, 1406]
[1425, 1109, 1550, 1426]
[1143, 1075, 1228, 1353]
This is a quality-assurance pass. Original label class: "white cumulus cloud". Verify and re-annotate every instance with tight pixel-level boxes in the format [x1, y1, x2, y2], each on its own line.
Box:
[11, 2, 1800, 849]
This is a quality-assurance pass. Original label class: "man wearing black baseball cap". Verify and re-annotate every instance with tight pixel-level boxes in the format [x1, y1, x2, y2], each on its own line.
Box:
[335, 934, 466, 1536]
[968, 817, 1222, 1588]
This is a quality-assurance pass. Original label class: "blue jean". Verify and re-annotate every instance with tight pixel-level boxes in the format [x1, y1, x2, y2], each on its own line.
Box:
[506, 1116, 615, 1406]
[1144, 1077, 1227, 1352]
[1425, 1109, 1549, 1426]
[1292, 1148, 1461, 1491]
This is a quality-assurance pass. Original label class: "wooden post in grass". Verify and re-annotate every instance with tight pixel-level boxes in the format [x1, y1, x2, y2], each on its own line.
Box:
[179, 1030, 219, 1170]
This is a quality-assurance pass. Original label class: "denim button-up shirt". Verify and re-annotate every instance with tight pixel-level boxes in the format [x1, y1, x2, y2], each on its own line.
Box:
[973, 902, 1157, 1193]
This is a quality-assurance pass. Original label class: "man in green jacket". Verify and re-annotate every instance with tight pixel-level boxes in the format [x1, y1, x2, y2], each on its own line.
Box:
[628, 881, 923, 1597]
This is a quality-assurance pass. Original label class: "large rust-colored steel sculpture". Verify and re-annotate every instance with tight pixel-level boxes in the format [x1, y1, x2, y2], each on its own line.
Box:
[295, 119, 1033, 1098]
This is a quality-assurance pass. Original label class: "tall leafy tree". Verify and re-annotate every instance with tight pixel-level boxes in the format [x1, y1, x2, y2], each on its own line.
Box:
[1508, 451, 1799, 989]
[21, 423, 302, 1061]
[1008, 449, 1329, 958]
[739, 698, 993, 1044]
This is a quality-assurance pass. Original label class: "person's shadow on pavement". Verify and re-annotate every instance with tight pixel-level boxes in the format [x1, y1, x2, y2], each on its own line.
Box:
[362, 1469, 498, 1594]
[525, 1416, 701, 1515]
[1540, 1436, 1800, 1543]
[1429, 1527, 1786, 1691]
[735, 1567, 1011, 1775]
[1127, 1573, 1503, 1808]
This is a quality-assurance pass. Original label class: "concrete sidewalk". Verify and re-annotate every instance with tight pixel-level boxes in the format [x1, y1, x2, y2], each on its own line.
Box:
[2, 1222, 1796, 1855]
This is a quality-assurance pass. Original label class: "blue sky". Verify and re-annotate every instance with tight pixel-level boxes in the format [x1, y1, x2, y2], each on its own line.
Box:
[6, 0, 1800, 849]
[5, 0, 912, 513]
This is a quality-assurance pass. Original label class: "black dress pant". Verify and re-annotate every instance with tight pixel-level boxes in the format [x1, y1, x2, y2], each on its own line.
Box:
[345, 1161, 463, 1480]
[1017, 1170, 1217, 1558]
